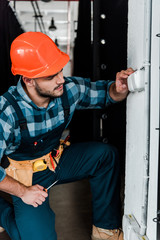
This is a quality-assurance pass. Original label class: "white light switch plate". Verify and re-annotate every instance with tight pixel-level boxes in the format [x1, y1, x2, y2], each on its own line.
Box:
[127, 69, 145, 92]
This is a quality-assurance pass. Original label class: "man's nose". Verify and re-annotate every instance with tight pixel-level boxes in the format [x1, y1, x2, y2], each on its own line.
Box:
[56, 72, 65, 84]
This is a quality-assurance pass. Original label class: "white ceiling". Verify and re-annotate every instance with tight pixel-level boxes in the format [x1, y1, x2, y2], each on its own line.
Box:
[9, 1, 79, 47]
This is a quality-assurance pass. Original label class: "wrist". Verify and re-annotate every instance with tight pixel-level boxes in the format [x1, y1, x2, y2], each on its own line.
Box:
[17, 183, 28, 199]
[110, 82, 128, 101]
[0, 175, 28, 198]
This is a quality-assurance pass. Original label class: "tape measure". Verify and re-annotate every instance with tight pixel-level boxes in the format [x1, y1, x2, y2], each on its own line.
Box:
[33, 160, 47, 172]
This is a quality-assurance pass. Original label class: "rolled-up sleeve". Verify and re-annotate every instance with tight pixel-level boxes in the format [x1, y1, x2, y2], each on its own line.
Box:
[106, 81, 118, 104]
[0, 166, 6, 181]
[68, 77, 117, 109]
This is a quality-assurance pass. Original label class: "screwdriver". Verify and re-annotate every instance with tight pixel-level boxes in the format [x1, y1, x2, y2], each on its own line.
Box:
[44, 180, 58, 192]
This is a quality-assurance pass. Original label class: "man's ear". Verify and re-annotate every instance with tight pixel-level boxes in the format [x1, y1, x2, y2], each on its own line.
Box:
[22, 76, 34, 87]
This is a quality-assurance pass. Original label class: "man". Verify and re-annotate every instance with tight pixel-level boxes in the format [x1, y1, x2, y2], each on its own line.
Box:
[0, 32, 133, 240]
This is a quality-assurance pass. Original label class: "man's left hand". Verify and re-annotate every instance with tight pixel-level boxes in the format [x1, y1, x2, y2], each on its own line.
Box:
[109, 68, 134, 102]
[115, 68, 134, 94]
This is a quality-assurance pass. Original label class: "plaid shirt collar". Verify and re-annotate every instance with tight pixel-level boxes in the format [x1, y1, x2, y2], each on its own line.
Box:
[16, 78, 56, 110]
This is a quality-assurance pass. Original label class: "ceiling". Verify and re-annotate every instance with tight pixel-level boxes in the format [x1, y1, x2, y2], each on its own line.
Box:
[8, 0, 79, 48]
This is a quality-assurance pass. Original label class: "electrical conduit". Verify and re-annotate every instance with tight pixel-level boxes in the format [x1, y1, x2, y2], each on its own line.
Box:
[140, 0, 152, 235]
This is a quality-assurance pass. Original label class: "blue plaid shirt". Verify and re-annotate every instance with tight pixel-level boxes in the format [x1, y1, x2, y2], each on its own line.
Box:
[0, 76, 116, 181]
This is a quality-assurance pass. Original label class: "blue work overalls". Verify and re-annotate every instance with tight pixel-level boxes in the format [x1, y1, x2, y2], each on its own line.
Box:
[0, 87, 121, 240]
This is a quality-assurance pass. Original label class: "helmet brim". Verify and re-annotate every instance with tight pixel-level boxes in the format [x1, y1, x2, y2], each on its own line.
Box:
[24, 52, 70, 79]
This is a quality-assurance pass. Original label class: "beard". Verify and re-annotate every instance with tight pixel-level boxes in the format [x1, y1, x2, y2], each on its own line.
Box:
[34, 81, 63, 98]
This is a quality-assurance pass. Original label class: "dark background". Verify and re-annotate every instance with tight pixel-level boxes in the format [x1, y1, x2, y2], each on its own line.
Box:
[70, 0, 128, 176]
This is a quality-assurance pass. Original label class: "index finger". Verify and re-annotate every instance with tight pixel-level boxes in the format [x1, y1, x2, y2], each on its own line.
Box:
[126, 68, 135, 74]
[117, 71, 130, 80]
[36, 184, 44, 190]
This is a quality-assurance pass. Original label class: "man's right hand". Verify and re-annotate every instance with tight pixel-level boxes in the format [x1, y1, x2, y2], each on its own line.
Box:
[21, 184, 48, 207]
[0, 175, 48, 207]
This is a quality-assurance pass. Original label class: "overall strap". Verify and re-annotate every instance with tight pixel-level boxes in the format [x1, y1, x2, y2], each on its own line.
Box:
[61, 84, 70, 119]
[3, 87, 70, 138]
[3, 92, 29, 134]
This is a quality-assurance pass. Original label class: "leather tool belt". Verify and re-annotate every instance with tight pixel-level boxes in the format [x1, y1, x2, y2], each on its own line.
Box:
[5, 139, 70, 186]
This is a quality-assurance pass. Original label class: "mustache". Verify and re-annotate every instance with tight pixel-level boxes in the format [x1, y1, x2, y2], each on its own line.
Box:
[54, 84, 63, 90]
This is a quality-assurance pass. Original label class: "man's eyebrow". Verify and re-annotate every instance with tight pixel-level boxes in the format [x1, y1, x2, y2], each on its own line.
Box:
[46, 73, 58, 79]
[46, 69, 63, 79]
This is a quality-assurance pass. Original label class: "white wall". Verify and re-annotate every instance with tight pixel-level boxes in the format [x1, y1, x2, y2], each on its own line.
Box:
[147, 0, 160, 238]
[124, 0, 160, 239]
[125, 0, 146, 224]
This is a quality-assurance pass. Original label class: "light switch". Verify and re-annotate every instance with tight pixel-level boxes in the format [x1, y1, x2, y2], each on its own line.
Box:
[127, 69, 145, 92]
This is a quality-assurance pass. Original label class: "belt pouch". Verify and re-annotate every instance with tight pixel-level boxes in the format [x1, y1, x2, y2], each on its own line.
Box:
[5, 139, 70, 187]
[5, 158, 33, 187]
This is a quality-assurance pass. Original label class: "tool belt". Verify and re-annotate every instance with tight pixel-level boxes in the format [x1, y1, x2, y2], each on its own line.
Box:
[5, 139, 70, 187]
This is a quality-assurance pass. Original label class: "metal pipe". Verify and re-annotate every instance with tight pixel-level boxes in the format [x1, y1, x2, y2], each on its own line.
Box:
[67, 1, 71, 57]
[35, 1, 46, 34]
[31, 1, 43, 33]
[13, 0, 16, 10]
[140, 0, 152, 235]
[156, 29, 160, 240]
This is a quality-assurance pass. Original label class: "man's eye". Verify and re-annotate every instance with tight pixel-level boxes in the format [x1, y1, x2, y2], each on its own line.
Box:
[46, 69, 63, 80]
[47, 77, 54, 80]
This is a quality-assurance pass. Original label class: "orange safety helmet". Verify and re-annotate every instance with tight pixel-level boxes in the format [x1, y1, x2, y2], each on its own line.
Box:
[10, 32, 70, 78]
